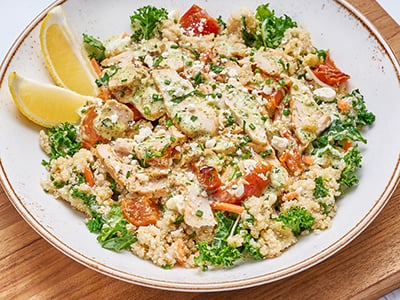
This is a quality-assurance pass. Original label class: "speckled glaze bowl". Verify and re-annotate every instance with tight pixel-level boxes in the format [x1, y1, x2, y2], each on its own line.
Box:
[0, 0, 399, 291]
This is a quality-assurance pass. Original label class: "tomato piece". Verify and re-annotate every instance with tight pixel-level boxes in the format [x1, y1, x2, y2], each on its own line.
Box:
[263, 88, 285, 115]
[179, 4, 220, 36]
[279, 147, 304, 176]
[312, 52, 350, 86]
[240, 163, 272, 202]
[80, 107, 108, 149]
[197, 166, 222, 193]
[121, 196, 160, 227]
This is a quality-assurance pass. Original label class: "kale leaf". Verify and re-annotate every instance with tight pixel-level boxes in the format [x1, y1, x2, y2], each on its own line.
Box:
[314, 176, 329, 199]
[344, 89, 376, 127]
[276, 206, 315, 236]
[97, 204, 137, 251]
[242, 3, 297, 49]
[82, 33, 106, 61]
[71, 189, 137, 251]
[339, 144, 362, 188]
[194, 211, 242, 269]
[130, 6, 168, 41]
[46, 123, 81, 161]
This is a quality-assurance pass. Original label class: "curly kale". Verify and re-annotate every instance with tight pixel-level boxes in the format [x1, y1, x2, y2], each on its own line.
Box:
[343, 89, 376, 127]
[195, 212, 241, 269]
[71, 189, 137, 251]
[276, 206, 315, 236]
[130, 5, 168, 41]
[339, 144, 363, 188]
[46, 123, 81, 161]
[242, 3, 297, 49]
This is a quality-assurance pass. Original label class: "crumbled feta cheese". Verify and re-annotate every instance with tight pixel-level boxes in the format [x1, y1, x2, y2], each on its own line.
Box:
[231, 183, 244, 198]
[205, 138, 216, 149]
[134, 127, 152, 143]
[166, 195, 185, 214]
[313, 87, 337, 102]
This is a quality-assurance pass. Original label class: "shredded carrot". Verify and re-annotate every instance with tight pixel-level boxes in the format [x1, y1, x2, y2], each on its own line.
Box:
[210, 202, 244, 214]
[302, 155, 314, 165]
[176, 239, 185, 266]
[90, 57, 103, 77]
[337, 99, 349, 112]
[97, 89, 112, 100]
[343, 140, 353, 152]
[282, 191, 299, 201]
[84, 165, 95, 187]
[121, 32, 129, 38]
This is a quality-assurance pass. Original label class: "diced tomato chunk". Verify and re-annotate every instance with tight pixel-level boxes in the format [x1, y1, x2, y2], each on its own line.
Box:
[179, 4, 220, 36]
[195, 162, 271, 205]
[121, 196, 160, 227]
[80, 107, 108, 149]
[312, 52, 350, 86]
[197, 165, 222, 193]
[239, 163, 272, 202]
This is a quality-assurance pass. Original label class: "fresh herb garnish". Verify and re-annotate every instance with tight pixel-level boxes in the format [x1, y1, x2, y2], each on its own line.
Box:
[82, 33, 106, 61]
[242, 3, 297, 49]
[314, 176, 329, 199]
[276, 206, 315, 236]
[130, 5, 168, 41]
[46, 123, 81, 161]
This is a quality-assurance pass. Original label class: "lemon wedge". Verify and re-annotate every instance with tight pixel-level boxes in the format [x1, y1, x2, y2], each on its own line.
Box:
[8, 72, 96, 128]
[40, 5, 99, 96]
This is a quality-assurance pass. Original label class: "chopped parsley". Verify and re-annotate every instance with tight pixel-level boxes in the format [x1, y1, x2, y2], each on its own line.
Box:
[46, 123, 81, 161]
[130, 6, 168, 41]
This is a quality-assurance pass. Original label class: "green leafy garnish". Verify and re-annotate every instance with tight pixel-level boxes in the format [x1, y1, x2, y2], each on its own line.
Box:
[130, 5, 168, 41]
[82, 33, 106, 61]
[47, 123, 81, 161]
[343, 89, 376, 127]
[276, 206, 315, 236]
[71, 189, 104, 232]
[217, 16, 227, 29]
[97, 204, 137, 251]
[314, 176, 329, 199]
[71, 189, 137, 251]
[340, 144, 362, 188]
[242, 3, 297, 49]
[194, 212, 242, 269]
[95, 66, 119, 87]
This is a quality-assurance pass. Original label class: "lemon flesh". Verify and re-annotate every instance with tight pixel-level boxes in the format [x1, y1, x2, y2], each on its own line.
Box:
[8, 72, 96, 128]
[40, 6, 99, 96]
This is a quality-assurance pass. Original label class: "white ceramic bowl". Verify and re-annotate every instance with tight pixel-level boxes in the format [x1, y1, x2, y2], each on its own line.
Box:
[0, 0, 399, 291]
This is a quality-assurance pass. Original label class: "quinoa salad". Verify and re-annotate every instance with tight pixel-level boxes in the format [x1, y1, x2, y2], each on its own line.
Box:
[40, 3, 375, 270]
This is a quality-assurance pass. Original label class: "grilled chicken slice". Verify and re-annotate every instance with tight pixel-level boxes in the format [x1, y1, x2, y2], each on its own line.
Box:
[224, 87, 268, 145]
[94, 144, 169, 198]
[290, 80, 331, 147]
[151, 69, 219, 137]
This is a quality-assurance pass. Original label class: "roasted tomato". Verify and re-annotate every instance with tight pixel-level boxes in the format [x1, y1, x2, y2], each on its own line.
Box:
[80, 107, 108, 149]
[312, 52, 350, 86]
[179, 4, 220, 36]
[197, 165, 222, 193]
[239, 163, 272, 202]
[279, 147, 303, 176]
[121, 196, 160, 227]
[196, 163, 271, 205]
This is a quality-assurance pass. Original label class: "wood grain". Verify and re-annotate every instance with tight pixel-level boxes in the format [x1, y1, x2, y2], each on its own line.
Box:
[0, 0, 399, 299]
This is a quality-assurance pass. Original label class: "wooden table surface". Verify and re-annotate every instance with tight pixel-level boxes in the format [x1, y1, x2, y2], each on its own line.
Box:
[1, 1, 399, 299]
